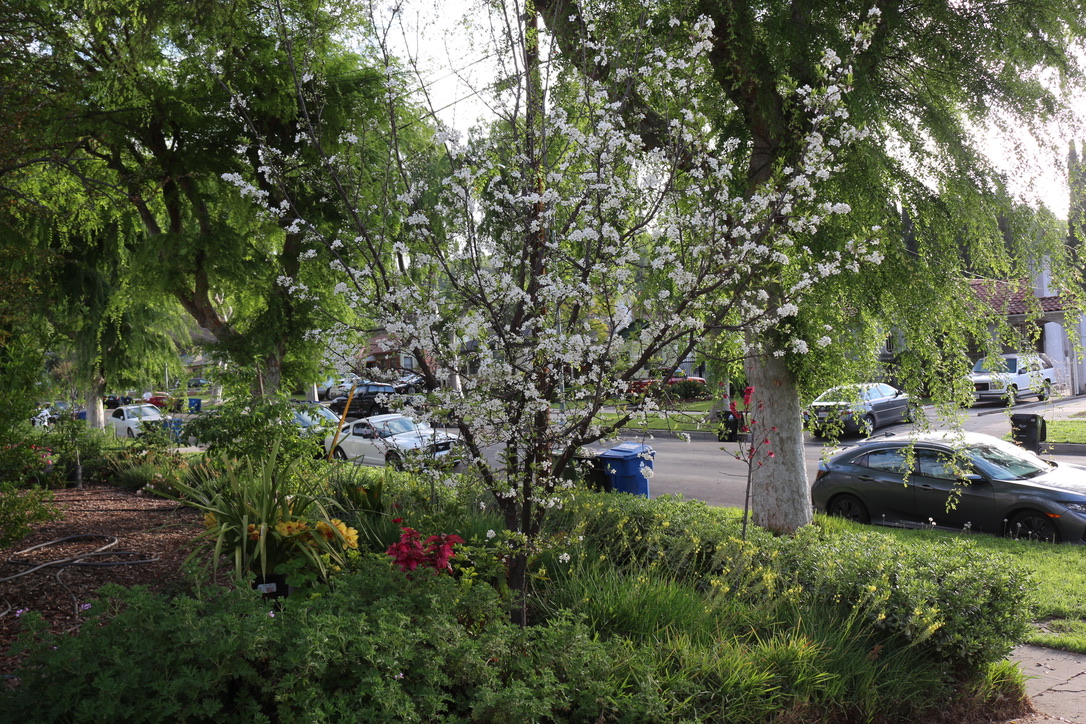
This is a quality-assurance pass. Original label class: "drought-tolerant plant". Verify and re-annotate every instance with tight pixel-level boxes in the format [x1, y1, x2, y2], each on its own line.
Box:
[168, 443, 357, 583]
[0, 477, 58, 548]
[102, 429, 193, 495]
[552, 493, 1031, 674]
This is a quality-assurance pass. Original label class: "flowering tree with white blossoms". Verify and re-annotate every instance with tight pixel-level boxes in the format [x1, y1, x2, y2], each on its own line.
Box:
[244, 0, 881, 619]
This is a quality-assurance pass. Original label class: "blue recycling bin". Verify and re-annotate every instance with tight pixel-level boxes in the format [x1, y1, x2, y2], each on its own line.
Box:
[188, 397, 202, 413]
[164, 419, 184, 442]
[599, 442, 654, 497]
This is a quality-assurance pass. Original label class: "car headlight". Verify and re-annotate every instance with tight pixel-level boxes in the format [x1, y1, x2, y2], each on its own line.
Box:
[1063, 502, 1086, 514]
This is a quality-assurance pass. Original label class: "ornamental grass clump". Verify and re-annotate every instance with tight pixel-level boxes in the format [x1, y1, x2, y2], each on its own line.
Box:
[169, 441, 358, 584]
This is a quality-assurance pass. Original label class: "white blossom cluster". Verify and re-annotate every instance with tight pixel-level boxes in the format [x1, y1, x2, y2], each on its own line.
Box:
[220, 1, 885, 536]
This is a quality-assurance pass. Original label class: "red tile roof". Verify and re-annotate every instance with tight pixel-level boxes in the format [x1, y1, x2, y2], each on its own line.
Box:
[969, 278, 1065, 316]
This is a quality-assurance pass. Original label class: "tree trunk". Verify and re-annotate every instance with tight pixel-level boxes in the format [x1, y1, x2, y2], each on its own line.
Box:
[85, 378, 106, 429]
[744, 351, 812, 533]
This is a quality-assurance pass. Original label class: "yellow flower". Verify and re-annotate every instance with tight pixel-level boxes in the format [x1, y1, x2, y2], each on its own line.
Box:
[275, 520, 309, 538]
[315, 520, 336, 542]
[247, 523, 261, 542]
[334, 519, 360, 550]
[313, 519, 360, 550]
[203, 512, 218, 530]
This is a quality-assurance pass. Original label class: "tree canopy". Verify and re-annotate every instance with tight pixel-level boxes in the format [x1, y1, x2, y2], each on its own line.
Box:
[536, 0, 1086, 531]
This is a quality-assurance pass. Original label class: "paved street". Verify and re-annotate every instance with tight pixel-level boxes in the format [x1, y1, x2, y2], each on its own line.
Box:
[603, 395, 1086, 508]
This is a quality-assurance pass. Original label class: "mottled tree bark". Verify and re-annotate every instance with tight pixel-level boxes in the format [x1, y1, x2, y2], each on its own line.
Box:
[744, 351, 812, 533]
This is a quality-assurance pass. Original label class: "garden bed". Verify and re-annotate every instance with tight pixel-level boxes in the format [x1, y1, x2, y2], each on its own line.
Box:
[0, 487, 204, 677]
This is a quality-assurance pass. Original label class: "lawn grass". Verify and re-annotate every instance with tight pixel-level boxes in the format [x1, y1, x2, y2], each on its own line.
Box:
[1044, 419, 1086, 444]
[597, 410, 716, 433]
[821, 516, 1086, 653]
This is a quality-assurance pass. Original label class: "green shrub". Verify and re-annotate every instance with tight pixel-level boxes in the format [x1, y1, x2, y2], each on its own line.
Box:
[555, 493, 1031, 674]
[182, 396, 323, 465]
[102, 439, 195, 496]
[774, 524, 1033, 672]
[34, 419, 116, 487]
[0, 559, 668, 723]
[670, 379, 711, 400]
[0, 478, 59, 547]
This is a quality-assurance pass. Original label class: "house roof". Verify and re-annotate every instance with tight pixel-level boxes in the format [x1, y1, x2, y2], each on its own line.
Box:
[968, 278, 1066, 316]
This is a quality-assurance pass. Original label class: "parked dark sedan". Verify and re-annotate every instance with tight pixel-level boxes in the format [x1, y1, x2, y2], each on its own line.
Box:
[812, 432, 1086, 543]
[804, 383, 911, 437]
[328, 382, 395, 419]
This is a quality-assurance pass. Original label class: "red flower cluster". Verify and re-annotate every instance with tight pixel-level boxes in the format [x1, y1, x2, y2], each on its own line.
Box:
[386, 520, 464, 574]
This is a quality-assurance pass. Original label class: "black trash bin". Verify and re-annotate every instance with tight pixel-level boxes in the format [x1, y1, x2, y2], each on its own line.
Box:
[1010, 413, 1046, 453]
[599, 442, 654, 497]
[717, 411, 740, 442]
[566, 451, 611, 493]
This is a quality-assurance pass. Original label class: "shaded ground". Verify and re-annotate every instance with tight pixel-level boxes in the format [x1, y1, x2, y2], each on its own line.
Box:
[0, 486, 203, 677]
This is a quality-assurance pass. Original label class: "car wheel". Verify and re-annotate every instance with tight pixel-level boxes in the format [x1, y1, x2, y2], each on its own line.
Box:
[1038, 380, 1053, 401]
[332, 447, 348, 461]
[1007, 510, 1060, 543]
[385, 452, 403, 470]
[862, 414, 876, 436]
[827, 494, 870, 525]
[126, 428, 136, 439]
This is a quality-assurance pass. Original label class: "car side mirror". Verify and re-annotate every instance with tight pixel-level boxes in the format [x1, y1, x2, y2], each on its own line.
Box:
[961, 473, 986, 485]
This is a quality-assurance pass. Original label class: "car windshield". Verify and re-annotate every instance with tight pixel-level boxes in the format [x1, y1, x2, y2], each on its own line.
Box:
[295, 406, 340, 426]
[965, 440, 1050, 480]
[132, 405, 162, 420]
[375, 417, 430, 437]
[972, 358, 1017, 374]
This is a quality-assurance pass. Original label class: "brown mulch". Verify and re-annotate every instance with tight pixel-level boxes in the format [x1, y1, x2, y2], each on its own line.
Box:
[0, 485, 204, 677]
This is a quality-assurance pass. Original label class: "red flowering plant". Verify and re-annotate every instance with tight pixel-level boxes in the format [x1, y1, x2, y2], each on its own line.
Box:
[719, 386, 777, 539]
[386, 519, 464, 576]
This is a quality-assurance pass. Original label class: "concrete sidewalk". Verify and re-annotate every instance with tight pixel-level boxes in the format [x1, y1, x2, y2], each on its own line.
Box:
[1008, 644, 1086, 723]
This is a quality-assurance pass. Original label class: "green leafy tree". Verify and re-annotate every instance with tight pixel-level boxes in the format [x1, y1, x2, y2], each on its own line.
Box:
[2, 0, 380, 396]
[538, 0, 1086, 532]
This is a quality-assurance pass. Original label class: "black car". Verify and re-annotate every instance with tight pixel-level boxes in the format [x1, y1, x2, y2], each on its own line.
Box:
[393, 372, 425, 394]
[812, 432, 1086, 543]
[328, 382, 395, 419]
[103, 393, 134, 409]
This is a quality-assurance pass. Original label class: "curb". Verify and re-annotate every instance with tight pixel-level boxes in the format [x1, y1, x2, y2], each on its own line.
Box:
[1042, 442, 1086, 455]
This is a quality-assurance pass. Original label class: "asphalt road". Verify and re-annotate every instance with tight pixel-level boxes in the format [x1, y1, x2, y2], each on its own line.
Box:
[602, 397, 1086, 508]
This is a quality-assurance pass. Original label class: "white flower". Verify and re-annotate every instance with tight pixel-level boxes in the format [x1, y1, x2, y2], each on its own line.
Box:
[558, 552, 571, 563]
[778, 303, 799, 317]
[486, 529, 496, 539]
